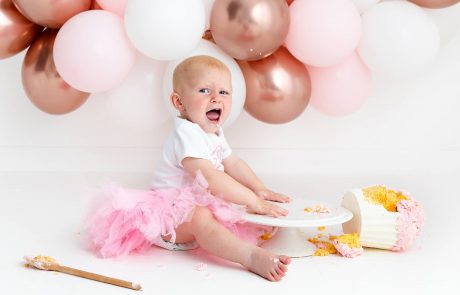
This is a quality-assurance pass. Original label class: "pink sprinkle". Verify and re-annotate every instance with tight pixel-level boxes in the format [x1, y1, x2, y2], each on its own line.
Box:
[195, 262, 207, 271]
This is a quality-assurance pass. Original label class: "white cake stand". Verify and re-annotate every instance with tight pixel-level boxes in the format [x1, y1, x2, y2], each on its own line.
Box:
[242, 198, 353, 258]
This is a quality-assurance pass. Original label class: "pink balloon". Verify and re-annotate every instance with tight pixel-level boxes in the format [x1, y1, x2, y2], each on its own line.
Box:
[285, 0, 361, 67]
[96, 0, 127, 16]
[53, 10, 136, 93]
[307, 53, 371, 117]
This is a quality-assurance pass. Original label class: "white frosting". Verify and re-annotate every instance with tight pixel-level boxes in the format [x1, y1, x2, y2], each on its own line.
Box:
[341, 189, 398, 250]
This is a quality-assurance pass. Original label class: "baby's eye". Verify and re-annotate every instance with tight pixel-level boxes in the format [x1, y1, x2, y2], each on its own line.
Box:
[199, 88, 210, 94]
[219, 90, 230, 95]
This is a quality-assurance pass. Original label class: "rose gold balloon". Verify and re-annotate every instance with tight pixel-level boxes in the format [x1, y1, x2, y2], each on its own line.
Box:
[22, 29, 89, 115]
[202, 29, 215, 43]
[286, 0, 294, 5]
[12, 0, 91, 28]
[409, 0, 459, 8]
[0, 0, 42, 59]
[238, 46, 311, 124]
[91, 0, 102, 10]
[211, 0, 289, 61]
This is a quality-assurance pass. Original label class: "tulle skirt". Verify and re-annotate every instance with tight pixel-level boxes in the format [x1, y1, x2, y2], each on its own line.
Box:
[86, 172, 270, 258]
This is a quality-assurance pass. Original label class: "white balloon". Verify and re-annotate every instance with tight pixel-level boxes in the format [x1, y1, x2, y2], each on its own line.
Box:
[104, 54, 170, 128]
[358, 1, 440, 76]
[202, 0, 215, 30]
[163, 39, 246, 128]
[351, 0, 380, 14]
[124, 0, 205, 60]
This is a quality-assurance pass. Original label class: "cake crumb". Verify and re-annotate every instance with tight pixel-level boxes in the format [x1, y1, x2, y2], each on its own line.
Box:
[24, 255, 57, 270]
[259, 232, 272, 241]
[328, 235, 337, 241]
[313, 249, 331, 256]
[308, 234, 337, 255]
[304, 204, 331, 214]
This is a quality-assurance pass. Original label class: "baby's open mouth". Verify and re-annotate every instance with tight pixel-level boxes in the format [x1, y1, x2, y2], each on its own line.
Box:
[206, 108, 221, 123]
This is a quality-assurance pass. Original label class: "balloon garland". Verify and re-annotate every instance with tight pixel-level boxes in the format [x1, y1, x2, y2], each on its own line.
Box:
[0, 0, 455, 121]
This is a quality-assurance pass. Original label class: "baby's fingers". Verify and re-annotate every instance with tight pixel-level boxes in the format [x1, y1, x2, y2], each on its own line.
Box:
[269, 205, 288, 217]
[269, 193, 291, 203]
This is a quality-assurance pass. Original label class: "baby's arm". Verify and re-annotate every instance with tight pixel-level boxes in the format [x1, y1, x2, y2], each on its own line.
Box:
[223, 155, 290, 203]
[182, 157, 287, 217]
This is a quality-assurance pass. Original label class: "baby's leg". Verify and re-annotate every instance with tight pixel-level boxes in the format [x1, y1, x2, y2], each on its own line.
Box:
[175, 206, 291, 281]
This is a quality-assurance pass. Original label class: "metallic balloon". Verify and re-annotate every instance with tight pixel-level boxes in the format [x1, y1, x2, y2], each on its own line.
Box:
[12, 0, 92, 28]
[238, 46, 311, 124]
[91, 0, 102, 10]
[409, 0, 459, 8]
[202, 29, 215, 43]
[210, 0, 289, 61]
[0, 0, 42, 59]
[22, 29, 89, 115]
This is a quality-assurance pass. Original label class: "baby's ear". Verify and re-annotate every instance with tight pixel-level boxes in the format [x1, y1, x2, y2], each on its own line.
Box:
[171, 92, 185, 111]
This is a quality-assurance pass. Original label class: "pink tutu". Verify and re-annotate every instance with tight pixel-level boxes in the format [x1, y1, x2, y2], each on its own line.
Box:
[86, 172, 268, 258]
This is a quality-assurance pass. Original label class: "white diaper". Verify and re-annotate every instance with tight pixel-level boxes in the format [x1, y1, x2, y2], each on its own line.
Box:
[151, 236, 199, 251]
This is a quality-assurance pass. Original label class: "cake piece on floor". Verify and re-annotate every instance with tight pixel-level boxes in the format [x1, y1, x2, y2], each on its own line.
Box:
[332, 233, 363, 258]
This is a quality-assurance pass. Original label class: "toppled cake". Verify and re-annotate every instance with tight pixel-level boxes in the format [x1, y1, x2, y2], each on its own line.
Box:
[341, 185, 424, 251]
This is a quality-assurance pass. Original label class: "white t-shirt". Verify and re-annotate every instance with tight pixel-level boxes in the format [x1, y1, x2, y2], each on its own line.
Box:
[150, 117, 232, 189]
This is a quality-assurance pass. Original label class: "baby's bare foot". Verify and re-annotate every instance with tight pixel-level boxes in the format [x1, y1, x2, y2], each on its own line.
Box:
[246, 248, 291, 281]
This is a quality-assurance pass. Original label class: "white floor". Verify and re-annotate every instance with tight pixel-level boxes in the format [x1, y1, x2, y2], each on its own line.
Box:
[1, 170, 458, 295]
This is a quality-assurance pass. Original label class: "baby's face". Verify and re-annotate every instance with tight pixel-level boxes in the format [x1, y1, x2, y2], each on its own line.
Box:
[177, 67, 232, 134]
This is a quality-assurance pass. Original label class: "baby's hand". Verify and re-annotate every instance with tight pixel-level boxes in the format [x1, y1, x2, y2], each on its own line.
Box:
[255, 188, 291, 203]
[247, 198, 288, 217]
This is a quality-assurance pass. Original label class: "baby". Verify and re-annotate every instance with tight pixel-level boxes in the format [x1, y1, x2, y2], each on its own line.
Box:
[87, 55, 291, 281]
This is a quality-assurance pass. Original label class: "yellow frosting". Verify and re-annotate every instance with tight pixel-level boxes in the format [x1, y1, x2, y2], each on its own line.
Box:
[362, 185, 408, 212]
[335, 233, 361, 248]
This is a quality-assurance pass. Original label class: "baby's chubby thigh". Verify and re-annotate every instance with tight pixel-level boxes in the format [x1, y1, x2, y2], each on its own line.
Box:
[162, 206, 214, 244]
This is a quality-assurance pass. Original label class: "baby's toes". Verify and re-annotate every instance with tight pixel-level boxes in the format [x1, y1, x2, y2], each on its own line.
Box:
[279, 255, 291, 265]
[275, 265, 285, 277]
[270, 270, 281, 282]
[278, 261, 288, 273]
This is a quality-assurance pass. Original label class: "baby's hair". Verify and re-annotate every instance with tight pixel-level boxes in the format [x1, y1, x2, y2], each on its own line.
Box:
[173, 55, 231, 93]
